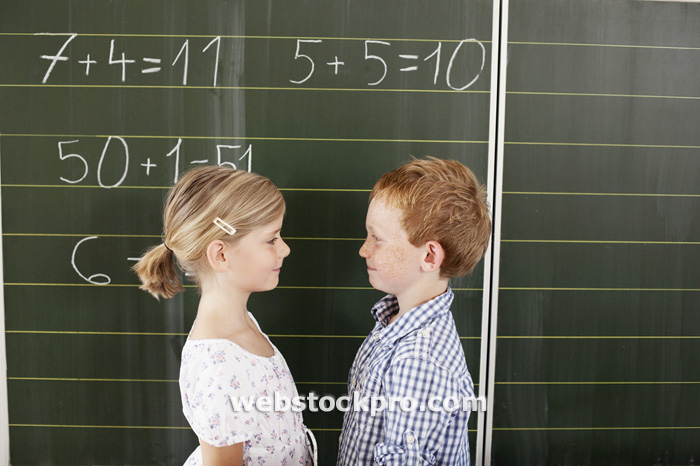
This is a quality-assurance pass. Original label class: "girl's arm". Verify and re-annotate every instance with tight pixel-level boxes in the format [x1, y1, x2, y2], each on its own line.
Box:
[200, 440, 244, 466]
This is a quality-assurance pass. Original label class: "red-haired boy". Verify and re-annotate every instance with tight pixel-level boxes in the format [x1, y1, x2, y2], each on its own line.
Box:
[337, 158, 491, 465]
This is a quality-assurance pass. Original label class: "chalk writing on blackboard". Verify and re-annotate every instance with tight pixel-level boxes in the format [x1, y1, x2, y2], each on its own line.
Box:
[71, 236, 111, 285]
[57, 138, 253, 187]
[36, 33, 485, 90]
[289, 38, 485, 90]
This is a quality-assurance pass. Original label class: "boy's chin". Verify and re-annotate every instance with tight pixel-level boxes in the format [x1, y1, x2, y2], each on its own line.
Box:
[367, 276, 392, 295]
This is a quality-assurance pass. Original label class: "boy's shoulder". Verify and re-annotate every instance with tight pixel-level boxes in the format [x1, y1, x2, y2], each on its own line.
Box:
[390, 307, 468, 376]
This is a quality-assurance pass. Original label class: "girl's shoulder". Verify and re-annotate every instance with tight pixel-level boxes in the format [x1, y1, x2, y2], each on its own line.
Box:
[181, 338, 240, 366]
[183, 312, 276, 361]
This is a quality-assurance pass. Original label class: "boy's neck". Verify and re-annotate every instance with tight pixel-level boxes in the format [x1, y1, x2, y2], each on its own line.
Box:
[389, 278, 449, 325]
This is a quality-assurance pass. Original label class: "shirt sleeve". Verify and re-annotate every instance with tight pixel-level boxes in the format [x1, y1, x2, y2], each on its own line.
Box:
[373, 357, 463, 465]
[180, 343, 258, 447]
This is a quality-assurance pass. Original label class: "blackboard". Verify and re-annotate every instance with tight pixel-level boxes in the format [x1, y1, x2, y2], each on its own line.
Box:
[0, 1, 495, 465]
[490, 1, 700, 465]
[4, 1, 698, 465]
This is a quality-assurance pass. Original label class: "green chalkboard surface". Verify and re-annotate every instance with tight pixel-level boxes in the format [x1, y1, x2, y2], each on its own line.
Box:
[5, 1, 699, 465]
[0, 1, 494, 464]
[493, 1, 700, 465]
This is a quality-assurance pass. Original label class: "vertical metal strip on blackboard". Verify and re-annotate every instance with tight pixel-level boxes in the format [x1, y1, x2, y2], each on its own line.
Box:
[0, 136, 10, 465]
[482, 0, 508, 463]
[475, 0, 504, 464]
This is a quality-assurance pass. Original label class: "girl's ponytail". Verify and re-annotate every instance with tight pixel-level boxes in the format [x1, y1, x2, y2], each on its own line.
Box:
[132, 243, 184, 300]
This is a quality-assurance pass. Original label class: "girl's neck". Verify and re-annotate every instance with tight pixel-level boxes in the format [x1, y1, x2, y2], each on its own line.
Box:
[193, 283, 251, 337]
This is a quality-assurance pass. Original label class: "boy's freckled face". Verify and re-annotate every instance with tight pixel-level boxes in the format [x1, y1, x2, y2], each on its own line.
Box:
[359, 198, 424, 297]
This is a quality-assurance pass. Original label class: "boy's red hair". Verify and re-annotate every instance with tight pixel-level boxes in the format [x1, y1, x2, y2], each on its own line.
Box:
[369, 157, 491, 278]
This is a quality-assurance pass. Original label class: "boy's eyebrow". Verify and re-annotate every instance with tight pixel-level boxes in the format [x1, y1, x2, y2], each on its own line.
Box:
[365, 222, 382, 233]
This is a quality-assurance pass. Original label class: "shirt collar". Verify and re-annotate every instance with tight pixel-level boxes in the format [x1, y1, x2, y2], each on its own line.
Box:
[370, 287, 454, 345]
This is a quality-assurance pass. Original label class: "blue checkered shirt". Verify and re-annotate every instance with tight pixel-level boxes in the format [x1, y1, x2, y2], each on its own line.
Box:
[337, 288, 473, 465]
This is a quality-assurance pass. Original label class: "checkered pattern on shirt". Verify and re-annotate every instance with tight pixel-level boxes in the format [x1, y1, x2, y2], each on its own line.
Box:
[337, 288, 474, 465]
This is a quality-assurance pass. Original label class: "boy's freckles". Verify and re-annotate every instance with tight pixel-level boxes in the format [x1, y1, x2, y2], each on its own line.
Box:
[361, 198, 424, 295]
[371, 245, 408, 279]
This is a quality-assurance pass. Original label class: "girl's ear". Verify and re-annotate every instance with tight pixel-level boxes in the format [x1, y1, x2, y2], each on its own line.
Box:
[205, 240, 229, 272]
[421, 240, 445, 273]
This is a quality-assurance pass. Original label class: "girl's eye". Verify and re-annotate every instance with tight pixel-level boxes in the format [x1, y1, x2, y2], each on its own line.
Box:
[268, 237, 279, 245]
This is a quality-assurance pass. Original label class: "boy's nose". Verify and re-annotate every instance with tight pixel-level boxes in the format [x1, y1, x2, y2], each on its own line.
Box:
[359, 241, 369, 258]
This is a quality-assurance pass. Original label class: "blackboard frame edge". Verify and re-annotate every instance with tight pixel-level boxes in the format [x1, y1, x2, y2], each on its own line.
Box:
[481, 0, 509, 465]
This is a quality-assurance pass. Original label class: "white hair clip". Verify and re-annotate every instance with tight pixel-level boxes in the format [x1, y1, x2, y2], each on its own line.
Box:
[213, 217, 236, 235]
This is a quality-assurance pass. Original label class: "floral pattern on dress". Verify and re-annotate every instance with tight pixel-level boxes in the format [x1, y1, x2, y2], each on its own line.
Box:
[179, 313, 312, 466]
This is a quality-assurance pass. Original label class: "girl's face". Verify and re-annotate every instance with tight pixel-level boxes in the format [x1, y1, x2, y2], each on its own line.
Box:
[225, 215, 290, 293]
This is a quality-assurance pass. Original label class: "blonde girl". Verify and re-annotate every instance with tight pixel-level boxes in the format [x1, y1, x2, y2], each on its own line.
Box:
[134, 166, 316, 466]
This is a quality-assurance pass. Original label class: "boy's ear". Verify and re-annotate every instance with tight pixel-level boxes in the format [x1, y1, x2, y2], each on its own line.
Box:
[205, 239, 229, 272]
[421, 240, 445, 273]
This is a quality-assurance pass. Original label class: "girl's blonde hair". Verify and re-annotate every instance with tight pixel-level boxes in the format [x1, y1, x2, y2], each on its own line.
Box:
[133, 166, 286, 299]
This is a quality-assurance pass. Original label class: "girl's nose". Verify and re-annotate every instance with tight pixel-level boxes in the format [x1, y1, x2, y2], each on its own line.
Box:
[280, 238, 291, 258]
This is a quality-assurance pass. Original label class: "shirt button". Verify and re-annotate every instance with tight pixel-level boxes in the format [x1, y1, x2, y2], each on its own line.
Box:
[406, 434, 416, 444]
[421, 328, 431, 337]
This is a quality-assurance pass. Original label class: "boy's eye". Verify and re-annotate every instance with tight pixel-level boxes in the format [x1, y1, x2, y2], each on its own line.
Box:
[268, 237, 278, 244]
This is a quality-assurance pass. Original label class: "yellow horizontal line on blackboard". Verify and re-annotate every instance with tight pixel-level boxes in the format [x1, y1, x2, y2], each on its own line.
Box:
[5, 234, 696, 245]
[3, 233, 161, 238]
[1, 184, 169, 190]
[4, 186, 699, 197]
[0, 184, 372, 192]
[502, 239, 700, 245]
[2, 233, 368, 241]
[279, 188, 371, 192]
[5, 330, 479, 340]
[494, 426, 700, 431]
[8, 377, 177, 383]
[498, 335, 700, 339]
[0, 83, 487, 94]
[508, 91, 700, 100]
[504, 191, 700, 198]
[506, 141, 700, 149]
[497, 381, 700, 385]
[9, 424, 190, 430]
[509, 40, 700, 51]
[7, 377, 480, 387]
[276, 286, 481, 291]
[3, 283, 142, 288]
[0, 133, 486, 144]
[2, 282, 479, 291]
[296, 381, 348, 385]
[6, 330, 187, 336]
[4, 32, 490, 43]
[8, 423, 468, 433]
[501, 287, 699, 292]
[284, 237, 365, 241]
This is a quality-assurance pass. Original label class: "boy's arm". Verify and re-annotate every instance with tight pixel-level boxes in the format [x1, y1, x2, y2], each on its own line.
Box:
[374, 357, 465, 465]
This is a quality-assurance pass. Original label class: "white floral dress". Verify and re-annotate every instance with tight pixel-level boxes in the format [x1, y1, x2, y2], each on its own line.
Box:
[179, 313, 313, 465]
